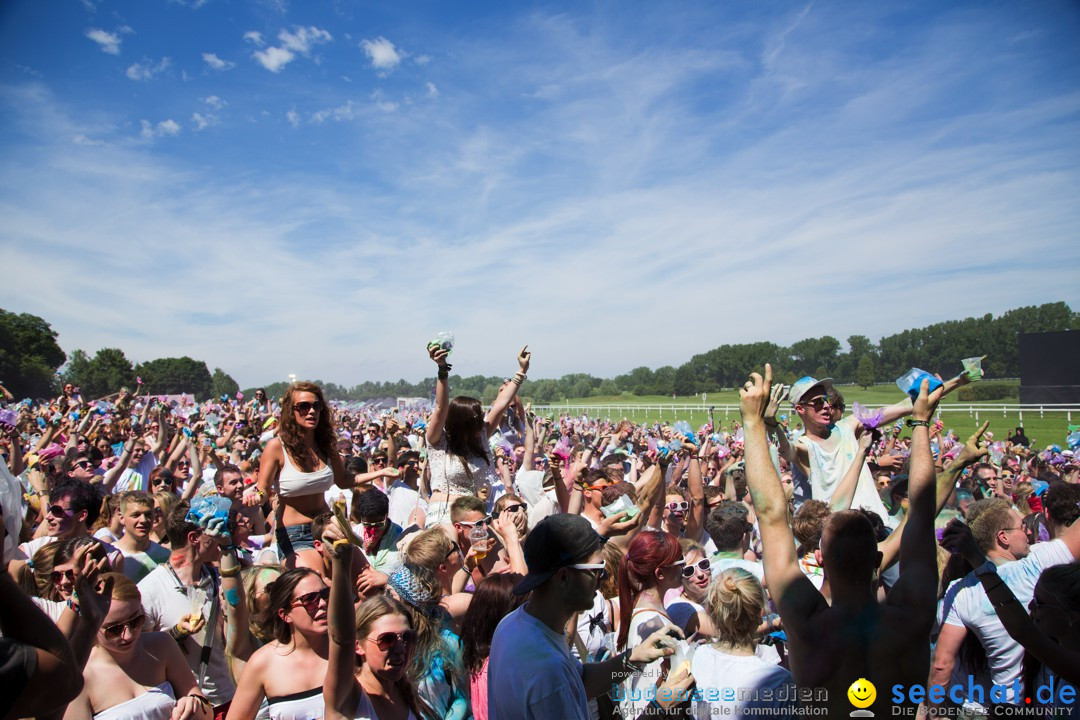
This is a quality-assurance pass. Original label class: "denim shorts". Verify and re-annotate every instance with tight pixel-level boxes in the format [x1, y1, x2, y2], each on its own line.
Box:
[275, 522, 315, 557]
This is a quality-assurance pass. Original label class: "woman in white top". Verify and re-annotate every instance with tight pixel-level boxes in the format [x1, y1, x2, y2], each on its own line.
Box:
[423, 344, 530, 527]
[245, 382, 349, 570]
[62, 573, 210, 720]
[324, 522, 427, 720]
[616, 531, 685, 720]
[690, 568, 798, 720]
[227, 569, 329, 720]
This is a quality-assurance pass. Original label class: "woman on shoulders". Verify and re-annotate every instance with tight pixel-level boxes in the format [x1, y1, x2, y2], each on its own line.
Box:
[245, 383, 349, 570]
[62, 573, 210, 720]
[423, 344, 530, 527]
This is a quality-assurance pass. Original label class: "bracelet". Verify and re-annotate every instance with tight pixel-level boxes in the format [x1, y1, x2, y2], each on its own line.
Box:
[66, 596, 81, 616]
[511, 375, 524, 386]
[219, 563, 241, 578]
[437, 366, 450, 380]
[187, 693, 210, 707]
[906, 419, 931, 428]
[763, 419, 778, 428]
[621, 649, 645, 674]
[169, 623, 191, 642]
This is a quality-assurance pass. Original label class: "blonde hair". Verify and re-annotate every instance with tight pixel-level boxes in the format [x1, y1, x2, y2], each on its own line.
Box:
[404, 527, 453, 572]
[969, 498, 1015, 553]
[705, 568, 764, 649]
[101, 572, 141, 603]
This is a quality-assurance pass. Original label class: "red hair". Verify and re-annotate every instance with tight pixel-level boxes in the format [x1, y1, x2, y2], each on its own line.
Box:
[617, 531, 681, 648]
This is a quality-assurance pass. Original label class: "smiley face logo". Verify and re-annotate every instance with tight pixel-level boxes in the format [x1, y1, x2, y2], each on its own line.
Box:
[847, 678, 876, 709]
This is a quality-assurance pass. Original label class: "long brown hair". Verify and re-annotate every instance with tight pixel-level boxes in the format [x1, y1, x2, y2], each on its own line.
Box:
[443, 396, 490, 476]
[279, 382, 336, 472]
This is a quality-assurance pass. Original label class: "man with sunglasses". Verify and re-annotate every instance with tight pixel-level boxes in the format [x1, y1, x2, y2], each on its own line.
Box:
[13, 479, 116, 575]
[138, 500, 236, 715]
[789, 372, 973, 526]
[488, 513, 692, 720]
[351, 487, 404, 591]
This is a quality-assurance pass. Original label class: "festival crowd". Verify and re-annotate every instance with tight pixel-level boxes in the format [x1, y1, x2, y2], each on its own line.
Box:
[1, 343, 1078, 720]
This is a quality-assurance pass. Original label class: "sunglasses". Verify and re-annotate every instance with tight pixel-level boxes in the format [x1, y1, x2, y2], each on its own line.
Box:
[373, 457, 387, 465]
[294, 401, 324, 415]
[176, 461, 190, 468]
[367, 629, 418, 652]
[291, 587, 331, 610]
[567, 562, 608, 582]
[456, 517, 490, 528]
[47, 504, 75, 519]
[666, 501, 689, 513]
[681, 558, 711, 578]
[445, 541, 460, 560]
[101, 613, 145, 640]
[73, 459, 93, 471]
[492, 504, 524, 519]
[153, 478, 174, 486]
[799, 397, 833, 411]
[359, 518, 388, 527]
[51, 568, 75, 583]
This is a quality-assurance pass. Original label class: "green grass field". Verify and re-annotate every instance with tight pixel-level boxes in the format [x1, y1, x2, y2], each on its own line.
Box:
[532, 383, 1079, 449]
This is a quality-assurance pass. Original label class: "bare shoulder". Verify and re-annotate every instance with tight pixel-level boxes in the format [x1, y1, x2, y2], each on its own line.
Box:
[441, 591, 473, 619]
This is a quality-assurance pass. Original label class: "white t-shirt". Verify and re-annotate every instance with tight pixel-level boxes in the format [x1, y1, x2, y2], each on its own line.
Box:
[690, 645, 798, 719]
[119, 541, 170, 583]
[941, 539, 1075, 703]
[138, 564, 235, 706]
[711, 556, 765, 583]
[386, 480, 423, 529]
[112, 468, 146, 493]
[32, 596, 67, 623]
[619, 609, 670, 720]
[489, 605, 589, 720]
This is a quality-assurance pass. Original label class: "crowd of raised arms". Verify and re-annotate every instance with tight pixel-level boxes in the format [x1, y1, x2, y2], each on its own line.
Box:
[1, 344, 1078, 720]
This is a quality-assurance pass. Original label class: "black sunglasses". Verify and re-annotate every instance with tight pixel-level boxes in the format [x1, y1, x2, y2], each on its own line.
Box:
[367, 629, 418, 651]
[294, 400, 324, 415]
[291, 586, 331, 610]
[492, 504, 524, 519]
[101, 613, 145, 640]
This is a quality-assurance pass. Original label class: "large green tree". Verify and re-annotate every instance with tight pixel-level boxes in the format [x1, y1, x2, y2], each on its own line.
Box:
[65, 348, 136, 399]
[0, 309, 66, 399]
[136, 357, 213, 399]
[209, 368, 240, 399]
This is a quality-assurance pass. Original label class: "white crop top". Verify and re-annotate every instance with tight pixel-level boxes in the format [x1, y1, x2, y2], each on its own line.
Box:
[278, 445, 335, 498]
[267, 686, 325, 720]
[93, 682, 175, 720]
[427, 436, 499, 498]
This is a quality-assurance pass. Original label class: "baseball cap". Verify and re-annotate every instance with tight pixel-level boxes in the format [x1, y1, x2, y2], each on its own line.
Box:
[514, 513, 606, 595]
[789, 376, 835, 407]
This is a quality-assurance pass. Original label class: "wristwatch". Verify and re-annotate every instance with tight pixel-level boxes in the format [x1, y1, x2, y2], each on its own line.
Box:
[906, 419, 931, 428]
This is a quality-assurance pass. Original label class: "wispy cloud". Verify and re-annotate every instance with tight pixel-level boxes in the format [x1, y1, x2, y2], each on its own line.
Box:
[202, 53, 234, 71]
[139, 118, 181, 138]
[126, 57, 171, 81]
[85, 27, 130, 55]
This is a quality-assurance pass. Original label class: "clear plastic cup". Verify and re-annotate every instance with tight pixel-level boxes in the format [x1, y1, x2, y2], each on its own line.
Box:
[961, 357, 984, 383]
[468, 525, 489, 560]
[895, 368, 944, 399]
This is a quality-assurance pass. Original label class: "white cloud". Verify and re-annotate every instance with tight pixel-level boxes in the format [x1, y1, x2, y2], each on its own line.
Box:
[139, 118, 181, 139]
[252, 26, 332, 73]
[202, 95, 226, 110]
[286, 108, 300, 127]
[253, 46, 294, 73]
[71, 134, 104, 146]
[243, 31, 265, 47]
[202, 53, 234, 71]
[126, 57, 171, 81]
[426, 82, 438, 98]
[360, 36, 403, 71]
[86, 28, 122, 55]
[311, 101, 356, 124]
[415, 54, 431, 66]
[279, 26, 332, 54]
[191, 112, 218, 131]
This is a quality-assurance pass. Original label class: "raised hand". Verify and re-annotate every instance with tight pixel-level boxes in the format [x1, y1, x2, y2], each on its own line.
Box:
[739, 365, 773, 422]
[764, 382, 788, 420]
[954, 421, 991, 466]
[70, 543, 114, 626]
[517, 345, 531, 374]
[911, 377, 944, 423]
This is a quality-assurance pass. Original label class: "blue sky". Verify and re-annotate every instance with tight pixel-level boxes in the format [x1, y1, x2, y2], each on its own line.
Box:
[1, 0, 1078, 388]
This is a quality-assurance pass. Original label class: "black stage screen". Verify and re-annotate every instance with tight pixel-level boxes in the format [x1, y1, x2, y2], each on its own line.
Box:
[1019, 331, 1080, 404]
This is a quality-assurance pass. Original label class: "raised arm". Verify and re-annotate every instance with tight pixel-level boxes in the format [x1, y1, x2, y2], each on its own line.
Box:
[887, 379, 942, 614]
[741, 365, 823, 617]
[244, 438, 283, 507]
[829, 429, 874, 512]
[684, 441, 706, 541]
[483, 346, 531, 436]
[425, 345, 452, 447]
[324, 522, 360, 720]
[100, 431, 136, 493]
[178, 439, 203, 501]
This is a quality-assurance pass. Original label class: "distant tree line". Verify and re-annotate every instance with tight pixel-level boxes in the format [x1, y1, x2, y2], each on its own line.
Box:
[0, 303, 1075, 404]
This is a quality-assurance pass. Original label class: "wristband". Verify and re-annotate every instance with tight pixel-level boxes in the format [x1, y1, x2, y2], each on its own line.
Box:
[621, 648, 645, 674]
[437, 366, 450, 380]
[169, 623, 191, 642]
[219, 564, 241, 578]
[763, 419, 778, 428]
[66, 596, 81, 616]
[906, 419, 931, 428]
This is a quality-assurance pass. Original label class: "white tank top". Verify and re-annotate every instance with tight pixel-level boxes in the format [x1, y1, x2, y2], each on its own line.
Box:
[93, 682, 175, 720]
[267, 686, 325, 720]
[278, 445, 335, 498]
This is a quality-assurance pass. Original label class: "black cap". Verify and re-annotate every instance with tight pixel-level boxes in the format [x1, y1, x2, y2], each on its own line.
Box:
[514, 514, 606, 595]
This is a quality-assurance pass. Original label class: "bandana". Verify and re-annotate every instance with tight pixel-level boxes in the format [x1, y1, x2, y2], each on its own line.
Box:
[387, 566, 439, 615]
[361, 521, 387, 554]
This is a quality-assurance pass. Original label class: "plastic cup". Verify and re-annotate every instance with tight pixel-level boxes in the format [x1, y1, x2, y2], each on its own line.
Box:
[961, 357, 984, 383]
[468, 525, 489, 560]
[895, 368, 944, 399]
[429, 331, 454, 354]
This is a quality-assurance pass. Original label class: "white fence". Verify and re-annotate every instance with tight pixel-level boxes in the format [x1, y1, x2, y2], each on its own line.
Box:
[529, 403, 1080, 424]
